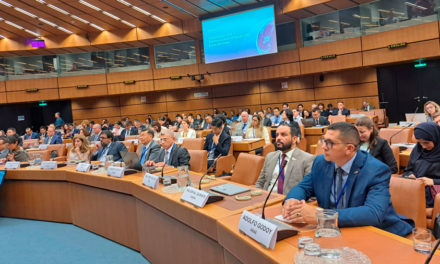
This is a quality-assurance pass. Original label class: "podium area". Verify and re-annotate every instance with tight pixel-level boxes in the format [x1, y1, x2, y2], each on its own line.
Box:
[0, 166, 438, 263]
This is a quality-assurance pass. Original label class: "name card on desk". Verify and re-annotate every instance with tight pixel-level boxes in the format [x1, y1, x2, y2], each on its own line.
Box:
[180, 186, 209, 208]
[5, 162, 20, 169]
[41, 161, 57, 170]
[107, 166, 124, 178]
[38, 144, 48, 150]
[238, 210, 277, 249]
[76, 163, 91, 172]
[142, 173, 159, 189]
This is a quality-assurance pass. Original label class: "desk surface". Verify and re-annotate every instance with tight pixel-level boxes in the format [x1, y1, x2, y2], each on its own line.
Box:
[232, 138, 265, 152]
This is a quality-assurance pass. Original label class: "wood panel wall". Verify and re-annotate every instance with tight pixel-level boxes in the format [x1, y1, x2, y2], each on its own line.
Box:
[71, 68, 378, 124]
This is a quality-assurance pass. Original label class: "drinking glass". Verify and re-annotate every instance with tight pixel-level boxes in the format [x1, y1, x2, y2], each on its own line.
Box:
[412, 228, 432, 254]
[315, 209, 344, 259]
[176, 165, 190, 192]
[105, 155, 113, 169]
[33, 153, 42, 166]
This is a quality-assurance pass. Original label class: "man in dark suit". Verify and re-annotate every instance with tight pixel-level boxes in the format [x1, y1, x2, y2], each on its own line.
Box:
[282, 122, 414, 237]
[202, 114, 213, 130]
[123, 121, 138, 138]
[204, 117, 231, 169]
[89, 124, 102, 142]
[91, 130, 127, 162]
[258, 110, 272, 127]
[146, 129, 190, 168]
[24, 127, 39, 140]
[309, 108, 330, 126]
[6, 128, 23, 146]
[44, 127, 63, 145]
[133, 128, 161, 170]
[332, 101, 350, 116]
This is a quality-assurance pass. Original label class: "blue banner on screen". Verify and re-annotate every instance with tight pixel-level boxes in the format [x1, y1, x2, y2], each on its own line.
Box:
[202, 5, 277, 64]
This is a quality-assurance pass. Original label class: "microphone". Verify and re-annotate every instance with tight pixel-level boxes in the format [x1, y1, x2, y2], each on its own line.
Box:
[198, 154, 222, 190]
[262, 159, 287, 220]
[389, 124, 412, 145]
[425, 237, 440, 263]
[260, 158, 299, 241]
[414, 96, 421, 101]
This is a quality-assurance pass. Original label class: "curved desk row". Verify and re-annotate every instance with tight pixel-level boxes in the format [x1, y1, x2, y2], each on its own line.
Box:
[0, 166, 437, 263]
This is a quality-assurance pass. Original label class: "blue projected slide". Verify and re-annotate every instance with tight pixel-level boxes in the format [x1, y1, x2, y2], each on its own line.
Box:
[202, 5, 277, 64]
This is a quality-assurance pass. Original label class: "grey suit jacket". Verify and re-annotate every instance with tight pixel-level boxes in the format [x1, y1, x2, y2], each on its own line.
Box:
[0, 149, 9, 159]
[157, 144, 190, 168]
[232, 120, 252, 136]
[133, 140, 161, 170]
[255, 148, 315, 194]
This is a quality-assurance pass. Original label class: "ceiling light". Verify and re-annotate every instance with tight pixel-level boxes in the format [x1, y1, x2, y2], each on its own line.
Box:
[121, 20, 136, 27]
[0, 34, 6, 38]
[116, 0, 131, 7]
[58, 26, 73, 34]
[132, 6, 151, 16]
[161, 0, 197, 17]
[0, 0, 12, 7]
[151, 15, 166, 23]
[71, 15, 89, 24]
[14, 7, 37, 18]
[89, 23, 105, 31]
[5, 20, 23, 30]
[47, 4, 69, 15]
[102, 11, 120, 20]
[35, 0, 45, 3]
[39, 18, 57, 27]
[79, 0, 101, 11]
[24, 29, 40, 37]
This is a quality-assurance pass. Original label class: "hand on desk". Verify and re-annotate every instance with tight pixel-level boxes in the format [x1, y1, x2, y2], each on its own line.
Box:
[418, 177, 434, 186]
[282, 199, 318, 225]
[145, 160, 165, 167]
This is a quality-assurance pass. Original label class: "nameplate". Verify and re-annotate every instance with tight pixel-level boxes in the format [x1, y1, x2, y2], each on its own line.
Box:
[5, 162, 20, 169]
[231, 136, 243, 142]
[238, 210, 278, 249]
[107, 166, 124, 178]
[180, 186, 210, 208]
[41, 161, 57, 170]
[142, 173, 159, 189]
[76, 163, 91, 172]
[39, 144, 48, 149]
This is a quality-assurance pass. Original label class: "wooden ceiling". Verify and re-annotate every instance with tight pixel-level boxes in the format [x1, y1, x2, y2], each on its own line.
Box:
[0, 0, 374, 56]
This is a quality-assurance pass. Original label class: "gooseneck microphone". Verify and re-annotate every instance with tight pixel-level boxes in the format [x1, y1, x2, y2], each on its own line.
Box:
[389, 105, 418, 145]
[425, 237, 440, 264]
[262, 159, 287, 220]
[198, 154, 222, 190]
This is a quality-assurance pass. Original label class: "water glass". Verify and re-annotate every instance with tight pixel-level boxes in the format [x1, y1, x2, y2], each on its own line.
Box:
[298, 236, 314, 249]
[315, 209, 343, 259]
[33, 153, 42, 166]
[412, 228, 432, 254]
[176, 165, 190, 191]
[105, 155, 113, 169]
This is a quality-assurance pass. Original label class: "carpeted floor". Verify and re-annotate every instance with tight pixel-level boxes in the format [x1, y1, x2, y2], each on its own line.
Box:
[0, 217, 150, 264]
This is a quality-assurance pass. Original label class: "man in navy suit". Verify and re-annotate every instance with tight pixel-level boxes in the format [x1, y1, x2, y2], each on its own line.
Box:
[204, 117, 231, 169]
[24, 127, 39, 140]
[332, 101, 350, 116]
[282, 122, 413, 237]
[91, 130, 127, 162]
[44, 127, 63, 145]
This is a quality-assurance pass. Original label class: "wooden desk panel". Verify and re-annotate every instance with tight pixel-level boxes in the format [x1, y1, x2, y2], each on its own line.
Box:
[233, 139, 265, 152]
[304, 126, 328, 153]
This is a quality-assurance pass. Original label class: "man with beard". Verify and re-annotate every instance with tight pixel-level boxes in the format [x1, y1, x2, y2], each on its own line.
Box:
[255, 124, 314, 194]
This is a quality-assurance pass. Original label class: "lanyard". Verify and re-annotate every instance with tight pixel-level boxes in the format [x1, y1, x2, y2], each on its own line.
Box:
[278, 156, 286, 181]
[253, 128, 255, 138]
[333, 171, 349, 208]
[210, 140, 216, 151]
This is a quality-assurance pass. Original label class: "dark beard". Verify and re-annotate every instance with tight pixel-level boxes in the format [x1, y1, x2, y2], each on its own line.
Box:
[276, 141, 292, 152]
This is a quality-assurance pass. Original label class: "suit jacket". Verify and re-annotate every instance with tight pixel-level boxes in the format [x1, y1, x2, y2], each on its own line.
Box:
[44, 135, 63, 145]
[24, 132, 39, 140]
[133, 140, 161, 170]
[0, 148, 9, 159]
[255, 149, 315, 194]
[204, 129, 231, 158]
[285, 150, 414, 237]
[89, 133, 101, 142]
[157, 144, 190, 167]
[332, 108, 350, 116]
[368, 137, 398, 174]
[307, 116, 330, 126]
[123, 127, 138, 137]
[91, 141, 128, 162]
[232, 120, 252, 136]
[202, 122, 212, 130]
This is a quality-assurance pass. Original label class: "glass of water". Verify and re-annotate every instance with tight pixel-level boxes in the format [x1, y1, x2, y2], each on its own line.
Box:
[413, 228, 432, 254]
[176, 165, 190, 192]
[315, 209, 344, 259]
[105, 155, 113, 169]
[33, 153, 42, 166]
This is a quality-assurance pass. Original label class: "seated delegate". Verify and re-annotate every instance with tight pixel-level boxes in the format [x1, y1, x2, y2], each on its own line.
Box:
[282, 122, 413, 237]
[67, 134, 91, 162]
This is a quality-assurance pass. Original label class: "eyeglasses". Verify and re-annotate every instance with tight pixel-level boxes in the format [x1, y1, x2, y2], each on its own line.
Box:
[99, 137, 108, 139]
[319, 138, 355, 149]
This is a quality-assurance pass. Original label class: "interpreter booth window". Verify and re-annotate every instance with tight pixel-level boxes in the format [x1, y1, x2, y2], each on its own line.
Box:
[276, 21, 296, 51]
[301, 6, 361, 47]
[360, 0, 440, 35]
[106, 47, 150, 73]
[0, 58, 7, 80]
[154, 41, 196, 68]
[58, 51, 106, 76]
[5, 55, 58, 80]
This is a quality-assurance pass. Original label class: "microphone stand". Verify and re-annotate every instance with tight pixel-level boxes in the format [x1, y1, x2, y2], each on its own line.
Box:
[159, 164, 177, 185]
[261, 159, 299, 241]
[389, 105, 418, 145]
[198, 154, 224, 204]
[425, 238, 440, 264]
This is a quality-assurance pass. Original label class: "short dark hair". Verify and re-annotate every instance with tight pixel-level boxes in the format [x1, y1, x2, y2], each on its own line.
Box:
[25, 127, 32, 131]
[7, 135, 18, 144]
[40, 126, 47, 130]
[279, 123, 299, 138]
[7, 127, 16, 133]
[216, 114, 227, 125]
[152, 121, 161, 132]
[115, 121, 122, 126]
[328, 122, 360, 147]
[282, 103, 289, 107]
[126, 121, 133, 126]
[312, 107, 321, 113]
[327, 103, 333, 108]
[141, 128, 155, 137]
[211, 117, 223, 128]
[101, 130, 114, 140]
[273, 107, 280, 111]
[0, 136, 7, 143]
[297, 104, 304, 107]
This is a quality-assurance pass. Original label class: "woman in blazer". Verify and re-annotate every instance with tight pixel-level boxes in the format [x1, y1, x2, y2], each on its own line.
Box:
[355, 117, 398, 173]
[179, 119, 196, 139]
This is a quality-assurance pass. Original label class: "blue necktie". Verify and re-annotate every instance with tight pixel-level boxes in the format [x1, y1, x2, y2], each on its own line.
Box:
[242, 123, 247, 133]
[140, 146, 148, 165]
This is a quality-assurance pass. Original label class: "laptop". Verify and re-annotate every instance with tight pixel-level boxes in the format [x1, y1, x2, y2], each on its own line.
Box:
[210, 183, 250, 196]
[120, 151, 140, 170]
[405, 113, 426, 122]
